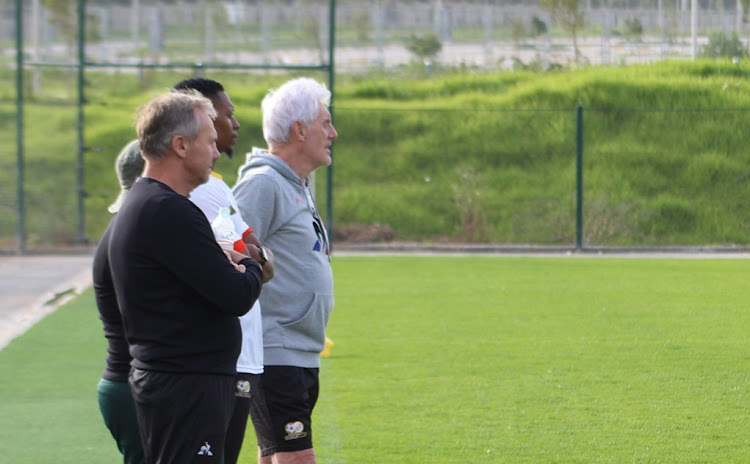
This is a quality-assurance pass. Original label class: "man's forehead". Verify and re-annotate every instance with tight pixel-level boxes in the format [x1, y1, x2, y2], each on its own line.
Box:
[318, 104, 331, 119]
[196, 108, 216, 131]
[213, 91, 234, 111]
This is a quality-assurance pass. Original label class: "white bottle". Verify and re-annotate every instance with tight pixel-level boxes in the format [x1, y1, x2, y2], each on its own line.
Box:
[211, 207, 239, 251]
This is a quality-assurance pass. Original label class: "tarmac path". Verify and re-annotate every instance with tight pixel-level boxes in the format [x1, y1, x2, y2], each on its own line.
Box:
[0, 254, 93, 351]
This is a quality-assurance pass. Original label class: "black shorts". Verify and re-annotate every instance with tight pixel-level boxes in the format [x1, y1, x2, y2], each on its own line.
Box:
[129, 368, 235, 463]
[250, 366, 320, 456]
[225, 373, 261, 464]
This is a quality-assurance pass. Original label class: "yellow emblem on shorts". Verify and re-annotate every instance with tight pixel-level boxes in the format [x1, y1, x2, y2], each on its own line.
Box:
[235, 379, 251, 398]
[284, 421, 307, 440]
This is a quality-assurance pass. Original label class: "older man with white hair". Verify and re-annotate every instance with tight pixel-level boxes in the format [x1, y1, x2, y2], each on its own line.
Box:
[233, 77, 338, 464]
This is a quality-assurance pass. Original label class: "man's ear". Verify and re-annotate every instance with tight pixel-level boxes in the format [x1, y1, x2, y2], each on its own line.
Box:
[170, 135, 188, 159]
[291, 121, 306, 142]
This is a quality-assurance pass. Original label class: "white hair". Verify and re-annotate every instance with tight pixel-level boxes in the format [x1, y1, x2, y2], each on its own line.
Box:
[261, 78, 331, 144]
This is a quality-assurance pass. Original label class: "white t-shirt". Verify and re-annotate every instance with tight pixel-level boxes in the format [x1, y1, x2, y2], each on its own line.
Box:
[190, 173, 263, 374]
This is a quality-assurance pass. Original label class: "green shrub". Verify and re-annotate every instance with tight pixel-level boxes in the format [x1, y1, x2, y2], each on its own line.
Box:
[405, 33, 443, 62]
[531, 16, 548, 36]
[700, 31, 747, 58]
[624, 17, 644, 41]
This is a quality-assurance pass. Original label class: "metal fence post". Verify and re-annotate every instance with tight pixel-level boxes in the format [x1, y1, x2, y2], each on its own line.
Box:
[76, 0, 87, 245]
[576, 104, 584, 251]
[15, 0, 26, 254]
[326, 0, 336, 251]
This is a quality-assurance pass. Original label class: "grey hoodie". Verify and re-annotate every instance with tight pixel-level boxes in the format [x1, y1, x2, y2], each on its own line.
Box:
[233, 148, 333, 368]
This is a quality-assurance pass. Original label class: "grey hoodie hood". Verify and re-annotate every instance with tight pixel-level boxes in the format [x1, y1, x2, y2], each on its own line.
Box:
[237, 147, 304, 187]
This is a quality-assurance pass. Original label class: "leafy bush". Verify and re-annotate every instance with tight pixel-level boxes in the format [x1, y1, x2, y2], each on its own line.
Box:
[700, 31, 747, 58]
[405, 33, 443, 62]
[531, 16, 548, 36]
[624, 17, 643, 41]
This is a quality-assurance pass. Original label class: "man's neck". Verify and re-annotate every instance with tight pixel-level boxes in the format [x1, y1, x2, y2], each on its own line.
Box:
[143, 163, 192, 196]
[269, 145, 311, 180]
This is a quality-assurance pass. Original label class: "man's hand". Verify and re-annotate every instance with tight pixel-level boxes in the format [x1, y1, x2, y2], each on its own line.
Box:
[244, 233, 275, 283]
[247, 245, 275, 283]
[223, 249, 247, 273]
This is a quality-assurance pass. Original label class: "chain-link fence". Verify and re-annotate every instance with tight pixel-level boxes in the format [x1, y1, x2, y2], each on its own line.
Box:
[2, 0, 336, 253]
[330, 104, 750, 248]
[3, 0, 749, 252]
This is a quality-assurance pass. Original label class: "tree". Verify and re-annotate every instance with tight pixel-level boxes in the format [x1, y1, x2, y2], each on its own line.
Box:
[742, 0, 750, 53]
[42, 0, 101, 46]
[405, 33, 442, 63]
[623, 17, 643, 43]
[531, 16, 548, 37]
[352, 9, 372, 46]
[508, 16, 526, 49]
[700, 31, 747, 58]
[540, 0, 586, 64]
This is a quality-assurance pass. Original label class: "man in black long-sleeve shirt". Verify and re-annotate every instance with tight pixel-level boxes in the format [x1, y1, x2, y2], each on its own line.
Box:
[108, 89, 263, 463]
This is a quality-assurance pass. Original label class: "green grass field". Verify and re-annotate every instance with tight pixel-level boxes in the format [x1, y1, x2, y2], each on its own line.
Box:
[1, 255, 749, 463]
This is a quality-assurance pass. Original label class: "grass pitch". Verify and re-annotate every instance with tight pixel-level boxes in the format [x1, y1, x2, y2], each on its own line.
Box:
[1, 256, 749, 463]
